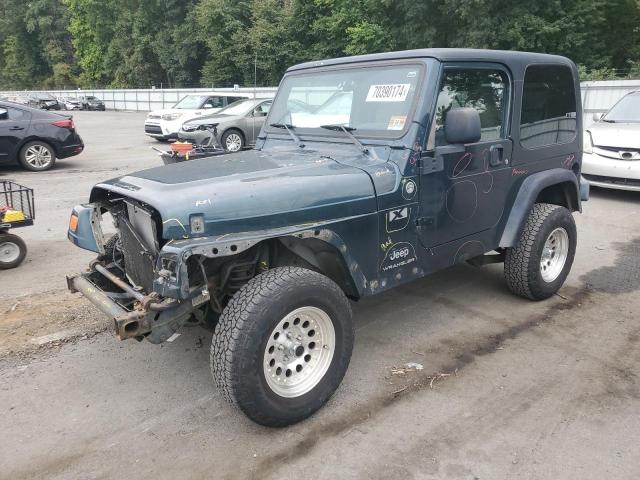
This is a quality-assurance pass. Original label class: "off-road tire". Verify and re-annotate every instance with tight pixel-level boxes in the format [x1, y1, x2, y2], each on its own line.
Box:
[19, 141, 56, 171]
[0, 233, 27, 269]
[211, 267, 353, 427]
[504, 203, 576, 300]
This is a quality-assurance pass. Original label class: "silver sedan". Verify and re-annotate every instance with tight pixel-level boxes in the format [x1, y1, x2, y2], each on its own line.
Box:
[178, 99, 272, 152]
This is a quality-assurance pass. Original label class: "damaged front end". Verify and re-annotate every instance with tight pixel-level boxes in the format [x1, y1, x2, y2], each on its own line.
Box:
[67, 199, 210, 343]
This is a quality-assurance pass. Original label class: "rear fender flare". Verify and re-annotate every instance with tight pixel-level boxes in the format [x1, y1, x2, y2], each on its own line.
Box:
[499, 168, 580, 248]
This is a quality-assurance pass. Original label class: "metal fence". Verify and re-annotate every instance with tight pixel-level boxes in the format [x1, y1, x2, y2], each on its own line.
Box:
[0, 87, 277, 112]
[2, 80, 639, 121]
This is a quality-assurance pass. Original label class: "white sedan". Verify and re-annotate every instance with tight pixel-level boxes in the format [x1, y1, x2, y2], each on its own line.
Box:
[582, 91, 640, 191]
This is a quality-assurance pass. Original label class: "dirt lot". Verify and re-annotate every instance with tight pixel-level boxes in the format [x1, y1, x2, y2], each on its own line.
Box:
[1, 111, 639, 479]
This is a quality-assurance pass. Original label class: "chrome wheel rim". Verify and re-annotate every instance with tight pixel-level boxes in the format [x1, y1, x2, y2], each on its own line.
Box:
[25, 145, 53, 168]
[540, 227, 569, 282]
[225, 133, 242, 152]
[0, 241, 20, 263]
[263, 306, 335, 398]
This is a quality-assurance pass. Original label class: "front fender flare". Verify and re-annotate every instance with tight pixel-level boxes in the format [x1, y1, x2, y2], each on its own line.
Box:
[156, 218, 370, 299]
[499, 168, 580, 248]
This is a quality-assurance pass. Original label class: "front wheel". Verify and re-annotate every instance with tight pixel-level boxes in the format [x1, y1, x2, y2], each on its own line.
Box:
[211, 267, 354, 427]
[221, 129, 244, 152]
[0, 233, 27, 269]
[504, 203, 576, 300]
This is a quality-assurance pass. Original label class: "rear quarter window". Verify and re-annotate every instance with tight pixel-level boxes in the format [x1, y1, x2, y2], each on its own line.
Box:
[520, 64, 577, 149]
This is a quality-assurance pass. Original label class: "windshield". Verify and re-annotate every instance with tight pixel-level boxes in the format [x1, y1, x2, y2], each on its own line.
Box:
[174, 95, 207, 109]
[603, 93, 640, 123]
[268, 63, 423, 135]
[216, 99, 257, 116]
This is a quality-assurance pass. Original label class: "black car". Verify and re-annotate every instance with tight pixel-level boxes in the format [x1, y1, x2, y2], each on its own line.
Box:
[0, 101, 84, 171]
[79, 96, 105, 111]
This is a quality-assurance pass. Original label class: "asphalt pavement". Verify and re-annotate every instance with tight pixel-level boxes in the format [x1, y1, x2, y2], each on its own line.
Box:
[1, 111, 639, 479]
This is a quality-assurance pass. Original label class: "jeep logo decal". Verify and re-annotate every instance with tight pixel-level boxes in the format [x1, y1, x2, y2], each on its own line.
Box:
[380, 242, 417, 272]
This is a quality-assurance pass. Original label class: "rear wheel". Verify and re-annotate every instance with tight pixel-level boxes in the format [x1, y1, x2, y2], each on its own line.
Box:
[19, 141, 56, 171]
[504, 203, 576, 300]
[211, 267, 353, 427]
[0, 233, 27, 269]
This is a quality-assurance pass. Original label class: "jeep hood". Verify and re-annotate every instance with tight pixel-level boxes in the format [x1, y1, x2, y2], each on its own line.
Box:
[91, 148, 378, 239]
[588, 122, 640, 149]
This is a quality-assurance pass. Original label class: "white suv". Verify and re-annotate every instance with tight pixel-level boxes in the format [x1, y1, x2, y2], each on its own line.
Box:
[144, 93, 250, 141]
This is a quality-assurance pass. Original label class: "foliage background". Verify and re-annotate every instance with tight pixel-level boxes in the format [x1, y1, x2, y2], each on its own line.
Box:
[0, 0, 639, 89]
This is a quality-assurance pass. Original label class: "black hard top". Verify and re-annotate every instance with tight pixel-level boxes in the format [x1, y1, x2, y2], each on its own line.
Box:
[287, 48, 575, 72]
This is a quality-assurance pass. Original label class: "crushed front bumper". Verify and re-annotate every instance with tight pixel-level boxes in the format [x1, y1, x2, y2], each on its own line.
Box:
[67, 266, 196, 343]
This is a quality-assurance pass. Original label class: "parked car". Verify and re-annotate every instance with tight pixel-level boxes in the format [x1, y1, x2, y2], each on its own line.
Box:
[582, 91, 640, 191]
[178, 98, 273, 151]
[32, 93, 61, 110]
[58, 97, 83, 110]
[67, 49, 587, 427]
[79, 96, 105, 111]
[0, 101, 84, 171]
[144, 93, 253, 141]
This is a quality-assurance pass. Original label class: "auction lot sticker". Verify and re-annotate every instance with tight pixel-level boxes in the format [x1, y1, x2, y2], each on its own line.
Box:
[366, 84, 410, 102]
[388, 115, 407, 130]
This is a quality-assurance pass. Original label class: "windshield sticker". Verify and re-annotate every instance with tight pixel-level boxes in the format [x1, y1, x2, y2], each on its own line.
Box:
[388, 115, 407, 130]
[366, 84, 411, 102]
[407, 71, 417, 78]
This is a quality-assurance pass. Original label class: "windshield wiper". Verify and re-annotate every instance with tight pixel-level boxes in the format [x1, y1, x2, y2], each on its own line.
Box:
[269, 123, 305, 148]
[320, 124, 378, 159]
[601, 118, 616, 123]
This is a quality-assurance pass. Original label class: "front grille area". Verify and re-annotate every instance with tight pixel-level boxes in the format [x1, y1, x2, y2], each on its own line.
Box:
[118, 216, 156, 292]
[583, 174, 640, 188]
[145, 124, 162, 134]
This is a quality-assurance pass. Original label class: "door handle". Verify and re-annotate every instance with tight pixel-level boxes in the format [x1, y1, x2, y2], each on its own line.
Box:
[9, 126, 24, 131]
[489, 145, 504, 166]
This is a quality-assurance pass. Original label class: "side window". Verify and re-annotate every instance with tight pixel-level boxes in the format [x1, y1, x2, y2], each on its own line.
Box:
[254, 101, 272, 116]
[226, 96, 244, 105]
[520, 65, 577, 149]
[204, 97, 224, 109]
[430, 68, 508, 147]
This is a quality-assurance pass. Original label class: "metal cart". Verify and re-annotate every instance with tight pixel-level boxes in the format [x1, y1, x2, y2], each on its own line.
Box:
[0, 180, 35, 269]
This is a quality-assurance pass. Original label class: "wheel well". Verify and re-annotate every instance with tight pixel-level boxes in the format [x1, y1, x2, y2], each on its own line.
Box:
[269, 237, 360, 299]
[535, 181, 579, 212]
[222, 127, 245, 143]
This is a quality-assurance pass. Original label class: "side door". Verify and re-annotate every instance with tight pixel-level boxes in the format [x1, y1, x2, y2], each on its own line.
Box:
[0, 106, 31, 162]
[418, 63, 513, 248]
[246, 101, 272, 145]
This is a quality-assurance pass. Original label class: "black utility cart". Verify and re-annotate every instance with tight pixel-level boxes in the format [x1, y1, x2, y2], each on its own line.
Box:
[0, 180, 35, 269]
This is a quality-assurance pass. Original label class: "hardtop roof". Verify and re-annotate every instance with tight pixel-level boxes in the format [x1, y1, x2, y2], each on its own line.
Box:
[287, 48, 575, 72]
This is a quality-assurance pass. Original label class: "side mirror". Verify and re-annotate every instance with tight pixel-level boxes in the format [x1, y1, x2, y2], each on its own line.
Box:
[445, 107, 481, 145]
[592, 112, 603, 122]
[0, 108, 7, 119]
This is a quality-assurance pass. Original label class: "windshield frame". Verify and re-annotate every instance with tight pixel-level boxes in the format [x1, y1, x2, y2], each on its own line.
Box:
[265, 59, 426, 140]
[602, 92, 640, 123]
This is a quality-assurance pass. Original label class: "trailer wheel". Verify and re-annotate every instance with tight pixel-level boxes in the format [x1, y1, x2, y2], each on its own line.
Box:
[211, 267, 353, 427]
[0, 233, 27, 269]
[504, 203, 576, 300]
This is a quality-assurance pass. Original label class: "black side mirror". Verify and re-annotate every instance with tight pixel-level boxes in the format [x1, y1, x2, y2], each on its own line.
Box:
[444, 107, 481, 145]
[0, 108, 7, 119]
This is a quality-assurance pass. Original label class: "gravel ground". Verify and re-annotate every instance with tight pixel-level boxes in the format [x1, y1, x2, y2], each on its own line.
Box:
[1, 111, 639, 479]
